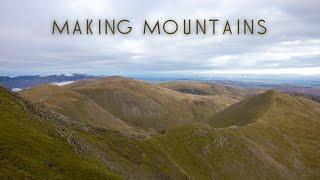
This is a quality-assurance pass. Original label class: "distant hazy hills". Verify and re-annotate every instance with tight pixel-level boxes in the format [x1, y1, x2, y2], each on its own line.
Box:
[0, 74, 96, 89]
[1, 77, 320, 179]
[217, 80, 320, 103]
[158, 81, 263, 100]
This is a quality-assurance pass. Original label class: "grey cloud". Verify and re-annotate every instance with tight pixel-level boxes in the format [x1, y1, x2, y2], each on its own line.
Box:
[0, 0, 319, 76]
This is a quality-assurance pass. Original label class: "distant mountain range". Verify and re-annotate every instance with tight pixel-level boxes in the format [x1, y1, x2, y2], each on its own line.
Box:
[0, 74, 97, 90]
[1, 77, 320, 179]
[214, 80, 320, 103]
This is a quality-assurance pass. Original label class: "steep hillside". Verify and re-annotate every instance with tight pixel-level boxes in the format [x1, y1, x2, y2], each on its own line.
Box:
[80, 92, 320, 179]
[64, 77, 236, 131]
[209, 90, 275, 127]
[20, 85, 137, 134]
[0, 87, 120, 179]
[202, 90, 320, 178]
[116, 90, 320, 179]
[159, 81, 256, 100]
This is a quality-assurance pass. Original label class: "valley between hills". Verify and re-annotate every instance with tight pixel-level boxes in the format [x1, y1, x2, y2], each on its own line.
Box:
[1, 76, 320, 179]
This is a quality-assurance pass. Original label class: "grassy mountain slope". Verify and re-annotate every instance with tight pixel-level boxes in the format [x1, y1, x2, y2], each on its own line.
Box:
[67, 90, 320, 179]
[159, 81, 257, 100]
[211, 90, 320, 129]
[121, 90, 320, 178]
[203, 90, 320, 178]
[210, 90, 275, 127]
[0, 87, 121, 179]
[20, 85, 136, 134]
[81, 112, 320, 179]
[65, 77, 236, 131]
[2, 84, 320, 179]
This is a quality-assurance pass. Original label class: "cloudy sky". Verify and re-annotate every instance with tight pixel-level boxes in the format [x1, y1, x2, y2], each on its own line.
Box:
[0, 0, 319, 77]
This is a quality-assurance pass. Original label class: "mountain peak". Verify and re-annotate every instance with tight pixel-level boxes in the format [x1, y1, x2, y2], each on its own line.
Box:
[210, 89, 320, 128]
[264, 89, 282, 97]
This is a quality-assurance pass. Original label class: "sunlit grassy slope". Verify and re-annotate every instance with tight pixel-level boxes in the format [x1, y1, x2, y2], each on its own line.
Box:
[20, 85, 137, 134]
[65, 77, 236, 130]
[0, 87, 121, 179]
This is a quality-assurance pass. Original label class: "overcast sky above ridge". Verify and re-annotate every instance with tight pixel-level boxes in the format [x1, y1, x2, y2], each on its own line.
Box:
[0, 0, 320, 76]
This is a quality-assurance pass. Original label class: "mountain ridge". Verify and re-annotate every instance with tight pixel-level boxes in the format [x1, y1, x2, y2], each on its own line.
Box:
[210, 89, 320, 129]
[2, 78, 320, 179]
[158, 81, 257, 100]
[63, 76, 237, 131]
[20, 84, 140, 134]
